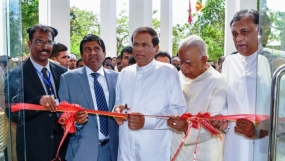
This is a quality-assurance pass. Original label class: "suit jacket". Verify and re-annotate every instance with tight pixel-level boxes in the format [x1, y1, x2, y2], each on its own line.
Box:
[5, 58, 67, 161]
[58, 66, 119, 161]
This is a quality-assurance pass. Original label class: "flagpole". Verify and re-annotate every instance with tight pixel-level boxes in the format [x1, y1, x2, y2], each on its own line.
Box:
[199, 11, 201, 36]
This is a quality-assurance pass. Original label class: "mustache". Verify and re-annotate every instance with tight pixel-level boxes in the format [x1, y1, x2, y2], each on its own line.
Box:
[38, 49, 50, 53]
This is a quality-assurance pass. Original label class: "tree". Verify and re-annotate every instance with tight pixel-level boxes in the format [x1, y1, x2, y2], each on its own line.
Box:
[8, 0, 38, 57]
[172, 23, 190, 56]
[116, 9, 129, 55]
[190, 0, 225, 62]
[70, 7, 100, 56]
[116, 9, 161, 56]
[21, 0, 39, 55]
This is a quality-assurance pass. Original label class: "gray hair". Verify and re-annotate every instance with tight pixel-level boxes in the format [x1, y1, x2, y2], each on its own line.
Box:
[178, 35, 208, 58]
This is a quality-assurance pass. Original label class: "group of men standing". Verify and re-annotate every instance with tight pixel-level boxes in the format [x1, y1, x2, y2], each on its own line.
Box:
[4, 8, 274, 161]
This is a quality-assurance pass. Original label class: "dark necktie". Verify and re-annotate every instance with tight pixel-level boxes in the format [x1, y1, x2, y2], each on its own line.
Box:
[41, 67, 56, 98]
[91, 73, 109, 137]
[41, 67, 60, 133]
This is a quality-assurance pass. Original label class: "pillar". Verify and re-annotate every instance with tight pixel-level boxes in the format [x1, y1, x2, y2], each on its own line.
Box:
[100, 0, 117, 57]
[39, 0, 70, 53]
[129, 0, 152, 43]
[160, 0, 173, 54]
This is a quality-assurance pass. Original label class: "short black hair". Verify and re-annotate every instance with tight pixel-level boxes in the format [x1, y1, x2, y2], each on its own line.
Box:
[27, 24, 57, 41]
[76, 58, 83, 68]
[117, 55, 122, 59]
[80, 34, 106, 54]
[128, 56, 137, 65]
[0, 55, 10, 68]
[120, 46, 133, 58]
[131, 27, 159, 47]
[155, 51, 171, 63]
[230, 9, 259, 27]
[105, 57, 112, 61]
[50, 43, 68, 58]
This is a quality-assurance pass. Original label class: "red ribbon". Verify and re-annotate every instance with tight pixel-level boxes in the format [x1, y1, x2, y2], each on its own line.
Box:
[11, 103, 270, 161]
[170, 112, 270, 161]
[11, 101, 126, 161]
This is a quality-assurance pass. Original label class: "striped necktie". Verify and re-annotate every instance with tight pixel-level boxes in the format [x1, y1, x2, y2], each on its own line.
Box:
[91, 73, 109, 136]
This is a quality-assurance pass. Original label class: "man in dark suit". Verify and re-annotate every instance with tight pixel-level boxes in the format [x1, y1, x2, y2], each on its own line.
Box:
[5, 24, 67, 161]
[58, 34, 119, 161]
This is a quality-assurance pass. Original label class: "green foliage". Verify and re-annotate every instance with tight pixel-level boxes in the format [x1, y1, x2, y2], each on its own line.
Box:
[70, 7, 100, 56]
[21, 0, 39, 55]
[9, 0, 38, 57]
[152, 10, 160, 37]
[116, 9, 161, 56]
[191, 0, 225, 62]
[259, 6, 285, 51]
[116, 9, 129, 55]
[19, 1, 226, 61]
[171, 0, 225, 61]
[172, 23, 190, 56]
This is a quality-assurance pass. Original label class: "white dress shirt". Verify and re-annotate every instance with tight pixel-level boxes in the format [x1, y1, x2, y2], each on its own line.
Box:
[171, 66, 226, 161]
[85, 66, 109, 140]
[115, 59, 186, 161]
[222, 52, 271, 161]
[30, 57, 57, 98]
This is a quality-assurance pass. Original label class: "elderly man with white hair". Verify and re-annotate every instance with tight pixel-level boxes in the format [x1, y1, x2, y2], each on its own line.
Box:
[167, 35, 227, 161]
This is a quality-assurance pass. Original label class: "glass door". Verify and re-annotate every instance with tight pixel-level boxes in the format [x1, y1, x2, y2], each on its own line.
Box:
[255, 0, 285, 160]
[1, 0, 23, 161]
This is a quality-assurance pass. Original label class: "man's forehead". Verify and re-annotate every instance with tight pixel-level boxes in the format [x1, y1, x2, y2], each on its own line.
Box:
[33, 30, 53, 39]
[59, 51, 68, 56]
[133, 33, 152, 41]
[84, 40, 102, 47]
[231, 18, 257, 30]
[123, 52, 132, 55]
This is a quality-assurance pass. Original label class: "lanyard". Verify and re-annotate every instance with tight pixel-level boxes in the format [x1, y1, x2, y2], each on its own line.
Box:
[34, 67, 55, 96]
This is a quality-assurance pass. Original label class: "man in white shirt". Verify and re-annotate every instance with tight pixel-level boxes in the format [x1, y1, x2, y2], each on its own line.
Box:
[167, 35, 227, 161]
[113, 27, 186, 161]
[212, 9, 271, 161]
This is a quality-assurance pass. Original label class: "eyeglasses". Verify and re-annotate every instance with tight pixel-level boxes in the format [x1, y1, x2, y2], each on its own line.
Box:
[132, 43, 152, 49]
[34, 39, 54, 46]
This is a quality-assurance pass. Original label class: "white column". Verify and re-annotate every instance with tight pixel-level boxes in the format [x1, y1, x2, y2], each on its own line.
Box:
[129, 0, 152, 43]
[236, 0, 257, 11]
[0, 1, 4, 56]
[160, 0, 173, 54]
[224, 0, 236, 56]
[39, 0, 70, 53]
[100, 0, 117, 57]
[0, 1, 10, 56]
[224, 0, 257, 56]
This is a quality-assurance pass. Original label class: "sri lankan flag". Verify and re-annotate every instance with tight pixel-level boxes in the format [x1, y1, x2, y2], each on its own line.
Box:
[196, 0, 203, 12]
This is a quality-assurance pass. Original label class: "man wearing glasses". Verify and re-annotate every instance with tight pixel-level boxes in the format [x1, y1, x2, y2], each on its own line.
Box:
[5, 24, 67, 161]
[113, 27, 186, 161]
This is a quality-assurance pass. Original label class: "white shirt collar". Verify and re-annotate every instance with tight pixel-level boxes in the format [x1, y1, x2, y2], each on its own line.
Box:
[85, 65, 105, 77]
[30, 57, 51, 73]
[136, 59, 155, 73]
[240, 51, 257, 61]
